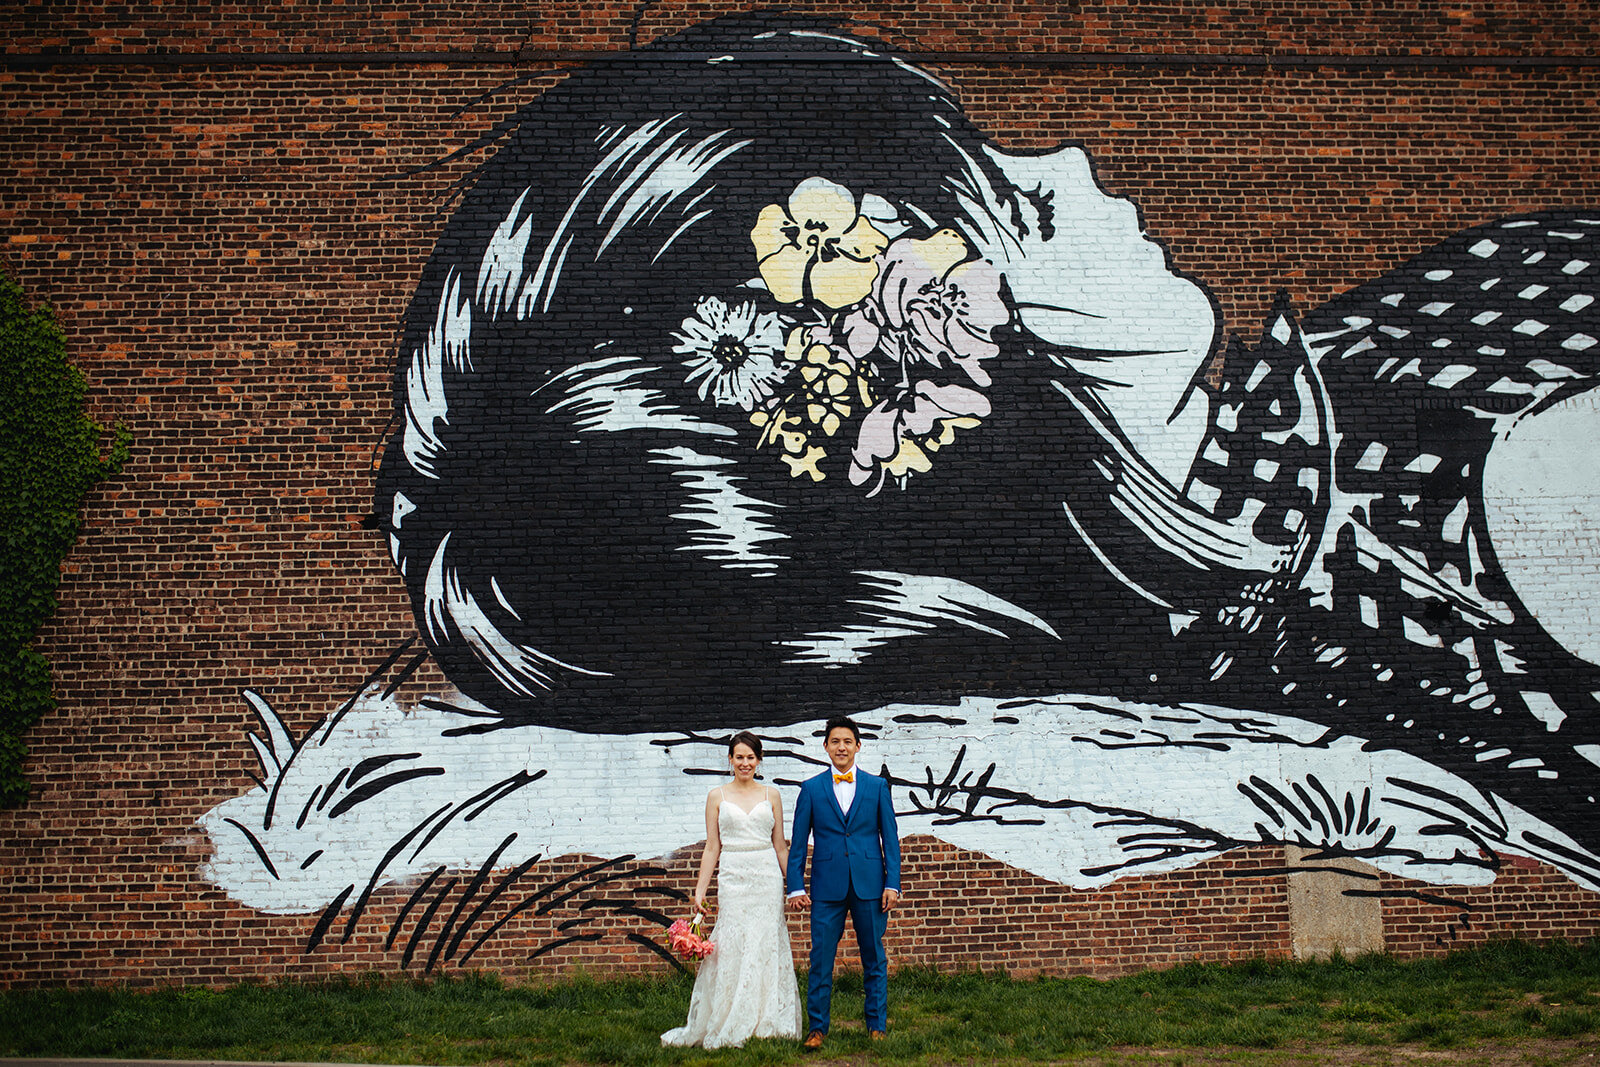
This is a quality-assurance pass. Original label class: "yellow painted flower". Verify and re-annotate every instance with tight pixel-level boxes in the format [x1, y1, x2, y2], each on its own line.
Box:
[787, 331, 857, 437]
[751, 178, 889, 309]
[882, 437, 934, 479]
[781, 444, 828, 482]
[923, 415, 983, 453]
[750, 406, 808, 454]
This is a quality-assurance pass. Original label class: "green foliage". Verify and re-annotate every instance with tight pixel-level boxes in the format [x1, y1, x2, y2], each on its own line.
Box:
[0, 272, 128, 807]
[2, 939, 1598, 1065]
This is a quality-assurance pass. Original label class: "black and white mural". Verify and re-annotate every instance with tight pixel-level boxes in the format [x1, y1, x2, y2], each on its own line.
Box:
[203, 16, 1600, 949]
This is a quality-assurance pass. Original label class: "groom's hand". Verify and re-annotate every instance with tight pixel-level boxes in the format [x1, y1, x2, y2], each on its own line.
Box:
[787, 893, 810, 910]
[881, 888, 900, 913]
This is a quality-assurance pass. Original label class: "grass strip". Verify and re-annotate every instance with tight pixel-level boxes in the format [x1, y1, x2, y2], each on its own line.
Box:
[1, 938, 1596, 1065]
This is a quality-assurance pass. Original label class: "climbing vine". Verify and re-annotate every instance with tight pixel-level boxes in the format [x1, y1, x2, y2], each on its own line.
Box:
[0, 273, 129, 807]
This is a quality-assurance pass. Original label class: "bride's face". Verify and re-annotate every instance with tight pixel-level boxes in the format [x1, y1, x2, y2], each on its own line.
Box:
[729, 742, 760, 781]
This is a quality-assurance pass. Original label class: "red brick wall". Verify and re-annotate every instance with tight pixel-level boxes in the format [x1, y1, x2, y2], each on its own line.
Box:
[2, 0, 1598, 988]
[1381, 854, 1600, 959]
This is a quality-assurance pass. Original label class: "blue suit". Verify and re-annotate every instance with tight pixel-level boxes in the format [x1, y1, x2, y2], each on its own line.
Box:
[785, 768, 901, 1034]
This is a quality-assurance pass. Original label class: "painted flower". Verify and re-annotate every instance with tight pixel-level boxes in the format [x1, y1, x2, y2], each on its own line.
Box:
[749, 329, 880, 483]
[849, 379, 991, 491]
[781, 444, 828, 483]
[751, 178, 890, 309]
[751, 402, 829, 481]
[751, 405, 808, 455]
[788, 327, 873, 438]
[865, 229, 1009, 388]
[675, 297, 789, 410]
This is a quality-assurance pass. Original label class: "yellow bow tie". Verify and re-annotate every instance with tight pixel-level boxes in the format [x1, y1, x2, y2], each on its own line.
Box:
[834, 772, 854, 784]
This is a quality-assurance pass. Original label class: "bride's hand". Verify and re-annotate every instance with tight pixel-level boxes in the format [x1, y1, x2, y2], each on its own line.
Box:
[692, 891, 707, 913]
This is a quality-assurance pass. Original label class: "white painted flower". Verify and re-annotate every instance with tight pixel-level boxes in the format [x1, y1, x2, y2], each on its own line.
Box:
[675, 297, 790, 410]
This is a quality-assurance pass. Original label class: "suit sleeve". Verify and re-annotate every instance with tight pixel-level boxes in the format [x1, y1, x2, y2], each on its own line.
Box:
[786, 780, 812, 894]
[878, 776, 901, 893]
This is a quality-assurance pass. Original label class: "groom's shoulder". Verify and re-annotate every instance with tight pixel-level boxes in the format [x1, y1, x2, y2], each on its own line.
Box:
[863, 769, 897, 797]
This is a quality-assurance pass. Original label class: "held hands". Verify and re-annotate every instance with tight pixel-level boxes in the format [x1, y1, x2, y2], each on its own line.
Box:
[784, 890, 897, 911]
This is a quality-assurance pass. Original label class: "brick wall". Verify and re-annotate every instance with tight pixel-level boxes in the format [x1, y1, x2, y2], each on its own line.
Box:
[2, 0, 1598, 988]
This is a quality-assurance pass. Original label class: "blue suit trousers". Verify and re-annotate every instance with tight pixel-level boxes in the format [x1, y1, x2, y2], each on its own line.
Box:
[807, 890, 888, 1033]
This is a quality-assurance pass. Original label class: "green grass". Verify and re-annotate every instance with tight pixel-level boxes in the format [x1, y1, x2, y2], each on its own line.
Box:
[1, 939, 1597, 1065]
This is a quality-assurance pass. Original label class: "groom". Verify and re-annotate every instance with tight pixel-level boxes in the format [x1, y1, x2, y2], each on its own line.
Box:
[786, 716, 901, 1048]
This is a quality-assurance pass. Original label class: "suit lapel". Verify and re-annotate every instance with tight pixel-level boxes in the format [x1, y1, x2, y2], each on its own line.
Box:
[843, 771, 870, 829]
[820, 769, 847, 824]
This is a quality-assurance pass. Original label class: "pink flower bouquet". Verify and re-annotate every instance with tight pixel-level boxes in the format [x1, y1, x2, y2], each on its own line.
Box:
[666, 913, 715, 961]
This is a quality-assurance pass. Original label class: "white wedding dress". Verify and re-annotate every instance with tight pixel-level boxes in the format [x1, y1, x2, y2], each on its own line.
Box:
[661, 797, 805, 1048]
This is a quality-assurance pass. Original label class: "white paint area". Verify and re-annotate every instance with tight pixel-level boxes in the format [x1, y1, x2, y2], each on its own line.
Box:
[779, 570, 1060, 666]
[200, 686, 1600, 914]
[651, 446, 790, 575]
[402, 268, 470, 479]
[1482, 387, 1600, 667]
[949, 142, 1216, 488]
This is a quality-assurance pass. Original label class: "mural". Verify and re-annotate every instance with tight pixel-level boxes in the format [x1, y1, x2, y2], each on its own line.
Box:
[203, 15, 1600, 956]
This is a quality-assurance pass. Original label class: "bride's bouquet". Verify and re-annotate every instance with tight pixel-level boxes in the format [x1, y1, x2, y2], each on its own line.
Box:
[665, 909, 715, 961]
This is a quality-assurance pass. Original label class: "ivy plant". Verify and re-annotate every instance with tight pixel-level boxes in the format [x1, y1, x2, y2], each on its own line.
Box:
[0, 273, 129, 807]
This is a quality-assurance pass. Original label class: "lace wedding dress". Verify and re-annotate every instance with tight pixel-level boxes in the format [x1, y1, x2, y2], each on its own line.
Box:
[661, 797, 804, 1048]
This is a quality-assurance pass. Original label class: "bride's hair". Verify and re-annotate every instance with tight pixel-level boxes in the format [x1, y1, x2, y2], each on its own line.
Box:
[727, 731, 764, 758]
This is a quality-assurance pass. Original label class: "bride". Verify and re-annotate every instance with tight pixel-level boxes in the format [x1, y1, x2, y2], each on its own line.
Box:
[661, 732, 805, 1048]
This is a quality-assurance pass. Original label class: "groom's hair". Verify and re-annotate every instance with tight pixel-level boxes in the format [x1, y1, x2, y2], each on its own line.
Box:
[824, 716, 861, 743]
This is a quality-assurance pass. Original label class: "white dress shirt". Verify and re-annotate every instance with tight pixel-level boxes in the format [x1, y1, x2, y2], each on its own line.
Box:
[832, 762, 857, 814]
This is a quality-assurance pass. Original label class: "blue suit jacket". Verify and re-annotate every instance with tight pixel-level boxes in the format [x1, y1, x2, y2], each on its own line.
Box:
[786, 768, 901, 902]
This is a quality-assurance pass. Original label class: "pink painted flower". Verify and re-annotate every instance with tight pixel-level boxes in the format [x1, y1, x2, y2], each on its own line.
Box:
[849, 379, 991, 491]
[864, 229, 1009, 388]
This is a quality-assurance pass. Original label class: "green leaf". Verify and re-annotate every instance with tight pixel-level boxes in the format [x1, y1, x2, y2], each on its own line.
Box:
[0, 273, 129, 807]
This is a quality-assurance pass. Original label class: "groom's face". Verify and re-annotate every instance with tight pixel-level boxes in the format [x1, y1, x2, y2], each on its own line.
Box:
[825, 728, 860, 771]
